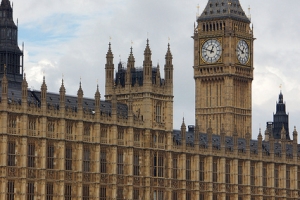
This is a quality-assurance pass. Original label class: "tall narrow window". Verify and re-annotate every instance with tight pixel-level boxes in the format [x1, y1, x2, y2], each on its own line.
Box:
[213, 159, 218, 182]
[100, 187, 106, 200]
[250, 162, 255, 185]
[199, 157, 204, 181]
[65, 184, 72, 200]
[7, 181, 14, 200]
[172, 191, 178, 200]
[153, 152, 164, 177]
[117, 187, 123, 200]
[274, 165, 279, 188]
[153, 190, 164, 200]
[65, 146, 72, 171]
[238, 162, 243, 185]
[173, 156, 178, 179]
[83, 147, 90, 172]
[27, 182, 34, 200]
[199, 193, 205, 200]
[47, 144, 54, 169]
[155, 102, 161, 123]
[117, 151, 124, 175]
[186, 157, 191, 180]
[8, 141, 16, 166]
[117, 127, 124, 145]
[226, 160, 230, 184]
[100, 150, 107, 173]
[28, 143, 35, 168]
[186, 191, 191, 200]
[66, 121, 73, 140]
[133, 151, 140, 176]
[46, 183, 53, 200]
[82, 184, 89, 200]
[286, 166, 290, 189]
[263, 164, 267, 187]
[133, 188, 139, 200]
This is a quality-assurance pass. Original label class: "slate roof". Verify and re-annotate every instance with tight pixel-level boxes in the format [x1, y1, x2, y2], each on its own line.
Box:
[198, 0, 250, 23]
[0, 84, 128, 117]
[173, 129, 300, 157]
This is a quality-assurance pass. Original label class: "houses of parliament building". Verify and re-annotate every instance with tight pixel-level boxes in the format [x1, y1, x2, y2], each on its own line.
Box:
[0, 0, 299, 199]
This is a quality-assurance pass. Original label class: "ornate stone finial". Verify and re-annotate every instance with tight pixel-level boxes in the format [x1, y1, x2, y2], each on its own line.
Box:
[258, 128, 262, 139]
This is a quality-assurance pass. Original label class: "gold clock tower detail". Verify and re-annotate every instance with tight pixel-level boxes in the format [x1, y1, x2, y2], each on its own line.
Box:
[194, 0, 254, 137]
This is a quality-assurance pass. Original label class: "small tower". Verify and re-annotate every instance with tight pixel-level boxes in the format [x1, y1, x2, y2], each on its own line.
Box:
[77, 82, 83, 111]
[105, 42, 114, 99]
[272, 91, 290, 140]
[104, 40, 174, 132]
[143, 39, 152, 85]
[164, 43, 173, 88]
[41, 76, 47, 108]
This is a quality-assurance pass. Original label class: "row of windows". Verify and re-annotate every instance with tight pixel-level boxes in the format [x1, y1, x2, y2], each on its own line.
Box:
[7, 181, 107, 200]
[7, 143, 300, 187]
[7, 183, 298, 200]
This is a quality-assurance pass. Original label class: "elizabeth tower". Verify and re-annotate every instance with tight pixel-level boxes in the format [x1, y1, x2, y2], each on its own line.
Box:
[194, 0, 254, 137]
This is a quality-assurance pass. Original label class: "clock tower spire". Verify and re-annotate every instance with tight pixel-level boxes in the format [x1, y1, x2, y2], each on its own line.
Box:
[193, 0, 253, 138]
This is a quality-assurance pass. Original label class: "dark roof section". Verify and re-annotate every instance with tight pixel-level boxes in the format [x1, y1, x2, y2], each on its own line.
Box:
[198, 0, 250, 23]
[115, 62, 164, 87]
[0, 85, 128, 117]
[173, 129, 299, 158]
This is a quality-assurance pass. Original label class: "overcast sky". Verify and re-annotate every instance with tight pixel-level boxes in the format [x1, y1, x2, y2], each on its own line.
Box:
[11, 0, 300, 142]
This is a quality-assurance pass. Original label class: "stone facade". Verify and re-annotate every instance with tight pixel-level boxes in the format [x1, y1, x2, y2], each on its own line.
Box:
[0, 0, 300, 200]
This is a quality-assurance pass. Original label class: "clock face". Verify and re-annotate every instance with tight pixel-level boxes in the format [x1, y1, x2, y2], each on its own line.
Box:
[201, 39, 222, 64]
[237, 40, 250, 64]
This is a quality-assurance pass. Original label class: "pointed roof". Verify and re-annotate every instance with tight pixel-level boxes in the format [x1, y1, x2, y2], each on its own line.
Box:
[165, 43, 172, 59]
[278, 91, 283, 103]
[144, 39, 151, 55]
[1, 0, 11, 8]
[198, 0, 250, 23]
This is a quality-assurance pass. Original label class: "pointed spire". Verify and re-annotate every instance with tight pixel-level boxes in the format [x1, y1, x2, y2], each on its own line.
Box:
[258, 128, 262, 140]
[181, 117, 186, 130]
[127, 46, 135, 67]
[156, 63, 161, 85]
[165, 43, 172, 58]
[95, 84, 101, 112]
[22, 73, 28, 99]
[95, 84, 100, 99]
[59, 78, 66, 94]
[77, 81, 83, 97]
[106, 42, 113, 60]
[144, 38, 151, 56]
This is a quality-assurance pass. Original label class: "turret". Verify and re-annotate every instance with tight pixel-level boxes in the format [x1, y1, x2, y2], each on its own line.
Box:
[143, 39, 152, 84]
[59, 79, 66, 115]
[94, 84, 101, 117]
[77, 82, 83, 111]
[164, 43, 173, 87]
[41, 76, 47, 109]
[181, 118, 186, 147]
[272, 91, 290, 140]
[21, 73, 28, 106]
[105, 42, 114, 98]
[126, 46, 135, 86]
[155, 63, 161, 85]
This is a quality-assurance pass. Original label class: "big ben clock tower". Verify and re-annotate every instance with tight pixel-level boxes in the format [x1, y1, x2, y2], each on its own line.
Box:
[194, 0, 253, 137]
